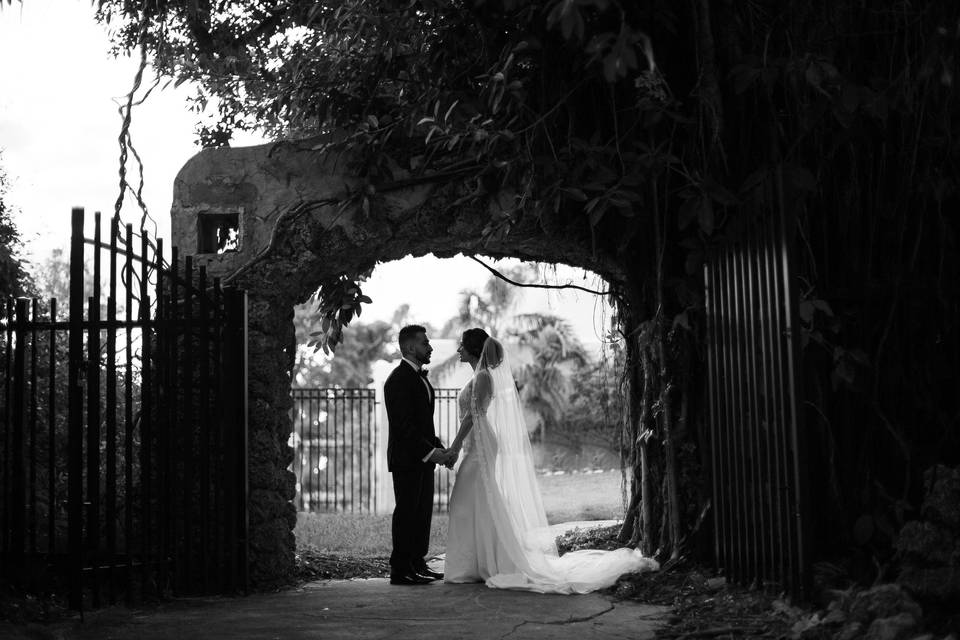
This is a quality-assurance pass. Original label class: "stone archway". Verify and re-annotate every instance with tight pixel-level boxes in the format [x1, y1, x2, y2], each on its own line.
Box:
[171, 137, 641, 586]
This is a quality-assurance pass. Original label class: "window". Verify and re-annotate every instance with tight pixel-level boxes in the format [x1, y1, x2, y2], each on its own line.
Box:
[197, 212, 240, 254]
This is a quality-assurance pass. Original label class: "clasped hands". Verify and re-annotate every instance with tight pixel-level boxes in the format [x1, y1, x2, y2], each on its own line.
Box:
[429, 447, 460, 469]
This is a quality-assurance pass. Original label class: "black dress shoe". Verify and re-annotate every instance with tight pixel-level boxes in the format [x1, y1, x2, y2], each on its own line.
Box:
[415, 566, 444, 580]
[390, 571, 433, 585]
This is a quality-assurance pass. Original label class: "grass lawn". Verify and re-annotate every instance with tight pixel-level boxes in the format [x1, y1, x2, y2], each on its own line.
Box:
[295, 469, 625, 556]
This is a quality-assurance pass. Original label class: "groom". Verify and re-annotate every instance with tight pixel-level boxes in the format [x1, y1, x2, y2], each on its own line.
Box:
[384, 324, 456, 585]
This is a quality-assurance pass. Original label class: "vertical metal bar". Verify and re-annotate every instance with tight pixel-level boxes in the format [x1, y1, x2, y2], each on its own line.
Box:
[311, 391, 317, 511]
[714, 250, 731, 581]
[301, 391, 306, 511]
[221, 289, 248, 592]
[775, 186, 808, 597]
[738, 239, 761, 582]
[88, 211, 103, 608]
[315, 390, 320, 511]
[295, 392, 303, 512]
[168, 245, 180, 592]
[3, 298, 13, 561]
[87, 295, 102, 608]
[291, 390, 297, 511]
[303, 391, 309, 511]
[756, 223, 779, 587]
[338, 389, 346, 511]
[335, 391, 340, 511]
[748, 232, 770, 585]
[716, 248, 735, 580]
[437, 390, 443, 511]
[349, 391, 355, 513]
[746, 230, 768, 584]
[776, 214, 797, 590]
[308, 391, 313, 511]
[723, 247, 742, 584]
[29, 299, 39, 555]
[356, 390, 361, 513]
[735, 243, 755, 584]
[339, 391, 344, 511]
[296, 392, 302, 512]
[11, 299, 29, 578]
[156, 236, 169, 595]
[368, 390, 374, 511]
[124, 224, 134, 605]
[182, 255, 194, 590]
[211, 280, 224, 588]
[48, 299, 57, 554]
[238, 291, 249, 594]
[730, 246, 751, 584]
[769, 206, 793, 590]
[761, 215, 788, 589]
[67, 208, 85, 610]
[367, 389, 373, 512]
[359, 390, 365, 512]
[372, 392, 378, 514]
[139, 231, 152, 599]
[106, 217, 119, 604]
[310, 392, 316, 512]
[222, 289, 238, 592]
[334, 391, 339, 511]
[198, 266, 211, 593]
[324, 392, 330, 511]
[328, 391, 334, 510]
[703, 260, 722, 570]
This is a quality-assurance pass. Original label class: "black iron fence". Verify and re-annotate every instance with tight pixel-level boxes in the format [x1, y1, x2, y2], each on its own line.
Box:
[291, 386, 462, 513]
[0, 208, 248, 610]
[291, 388, 378, 512]
[704, 206, 810, 598]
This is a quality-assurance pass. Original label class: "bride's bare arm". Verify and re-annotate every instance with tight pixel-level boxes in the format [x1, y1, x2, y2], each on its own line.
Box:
[451, 371, 493, 452]
[449, 413, 473, 453]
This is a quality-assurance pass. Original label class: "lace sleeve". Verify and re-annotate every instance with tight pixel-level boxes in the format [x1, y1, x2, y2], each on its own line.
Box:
[473, 370, 494, 415]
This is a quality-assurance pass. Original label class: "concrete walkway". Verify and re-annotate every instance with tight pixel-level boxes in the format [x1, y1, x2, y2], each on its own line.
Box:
[7, 521, 668, 640]
[60, 578, 669, 640]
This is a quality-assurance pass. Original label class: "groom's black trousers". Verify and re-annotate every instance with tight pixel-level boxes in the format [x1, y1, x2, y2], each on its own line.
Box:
[390, 468, 434, 573]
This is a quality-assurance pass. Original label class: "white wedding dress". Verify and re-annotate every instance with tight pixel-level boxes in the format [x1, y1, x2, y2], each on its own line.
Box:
[444, 338, 658, 594]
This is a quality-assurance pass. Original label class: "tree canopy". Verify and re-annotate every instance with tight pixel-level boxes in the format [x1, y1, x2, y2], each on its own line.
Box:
[0, 153, 33, 298]
[99, 1, 668, 284]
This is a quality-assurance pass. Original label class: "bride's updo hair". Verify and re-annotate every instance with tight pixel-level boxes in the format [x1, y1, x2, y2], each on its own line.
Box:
[461, 328, 490, 358]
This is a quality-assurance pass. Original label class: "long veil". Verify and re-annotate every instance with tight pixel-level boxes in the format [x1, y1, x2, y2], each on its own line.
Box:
[470, 337, 658, 594]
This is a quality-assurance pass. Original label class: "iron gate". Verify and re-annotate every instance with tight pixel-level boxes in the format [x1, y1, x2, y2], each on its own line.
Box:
[704, 203, 810, 597]
[291, 386, 461, 513]
[0, 207, 249, 610]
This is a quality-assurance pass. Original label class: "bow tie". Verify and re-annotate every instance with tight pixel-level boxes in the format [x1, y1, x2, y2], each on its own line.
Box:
[419, 369, 429, 379]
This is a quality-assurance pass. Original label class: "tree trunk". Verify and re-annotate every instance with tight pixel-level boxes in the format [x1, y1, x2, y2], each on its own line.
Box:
[638, 347, 654, 555]
[618, 309, 644, 545]
[661, 369, 681, 560]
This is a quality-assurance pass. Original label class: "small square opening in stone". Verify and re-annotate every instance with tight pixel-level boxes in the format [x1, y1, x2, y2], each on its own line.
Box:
[197, 212, 240, 254]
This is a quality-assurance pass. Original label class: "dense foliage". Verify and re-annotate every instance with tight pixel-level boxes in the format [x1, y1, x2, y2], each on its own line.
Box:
[293, 305, 396, 388]
[0, 155, 33, 298]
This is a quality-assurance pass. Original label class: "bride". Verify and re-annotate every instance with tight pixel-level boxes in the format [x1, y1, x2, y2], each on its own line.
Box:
[443, 328, 658, 594]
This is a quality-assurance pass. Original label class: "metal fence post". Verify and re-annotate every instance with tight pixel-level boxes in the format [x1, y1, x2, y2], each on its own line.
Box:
[67, 207, 85, 610]
[10, 298, 29, 579]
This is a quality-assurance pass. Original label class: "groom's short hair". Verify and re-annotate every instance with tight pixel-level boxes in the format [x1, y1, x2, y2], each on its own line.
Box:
[398, 324, 427, 350]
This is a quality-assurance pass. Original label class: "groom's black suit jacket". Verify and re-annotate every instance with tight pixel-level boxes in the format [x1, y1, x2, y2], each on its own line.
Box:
[384, 361, 442, 472]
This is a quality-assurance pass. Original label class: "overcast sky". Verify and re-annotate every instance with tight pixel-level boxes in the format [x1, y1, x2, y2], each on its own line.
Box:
[0, 0, 616, 349]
